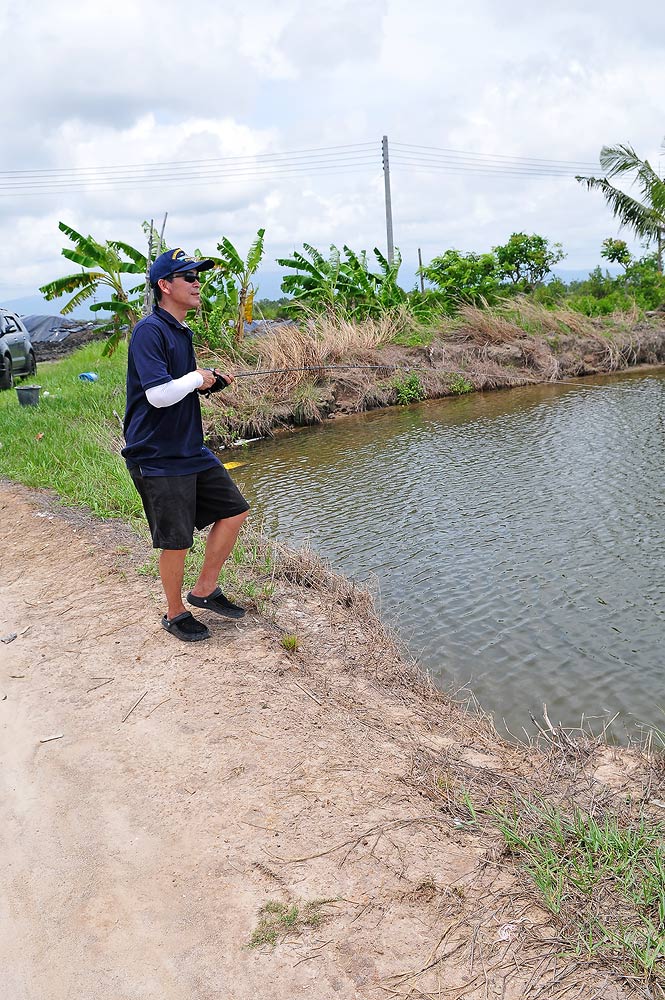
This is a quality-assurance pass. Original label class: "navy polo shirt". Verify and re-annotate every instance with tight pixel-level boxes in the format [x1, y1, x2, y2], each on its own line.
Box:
[122, 306, 219, 476]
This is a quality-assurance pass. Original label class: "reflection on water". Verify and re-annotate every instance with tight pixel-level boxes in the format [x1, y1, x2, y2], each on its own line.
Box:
[230, 370, 665, 740]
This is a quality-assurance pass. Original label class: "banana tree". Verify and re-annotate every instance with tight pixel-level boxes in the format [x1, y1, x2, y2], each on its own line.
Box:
[576, 143, 665, 272]
[141, 215, 168, 316]
[277, 242, 407, 318]
[277, 243, 342, 315]
[211, 228, 265, 342]
[39, 222, 147, 354]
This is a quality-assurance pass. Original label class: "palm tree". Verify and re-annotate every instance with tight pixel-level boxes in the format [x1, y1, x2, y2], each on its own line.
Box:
[576, 142, 665, 272]
[40, 222, 147, 354]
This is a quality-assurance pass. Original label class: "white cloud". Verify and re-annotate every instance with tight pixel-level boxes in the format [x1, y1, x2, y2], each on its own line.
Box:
[1, 0, 663, 304]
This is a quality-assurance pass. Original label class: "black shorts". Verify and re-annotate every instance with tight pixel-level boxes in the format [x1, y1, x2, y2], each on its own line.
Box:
[129, 464, 250, 550]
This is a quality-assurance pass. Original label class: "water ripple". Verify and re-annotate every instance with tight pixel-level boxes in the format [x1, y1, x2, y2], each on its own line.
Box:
[233, 372, 665, 740]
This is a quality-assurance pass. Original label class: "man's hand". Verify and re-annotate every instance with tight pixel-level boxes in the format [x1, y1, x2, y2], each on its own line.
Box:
[197, 368, 234, 396]
[196, 368, 217, 391]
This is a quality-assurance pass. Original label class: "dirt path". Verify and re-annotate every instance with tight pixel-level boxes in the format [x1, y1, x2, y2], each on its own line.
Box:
[0, 484, 634, 1000]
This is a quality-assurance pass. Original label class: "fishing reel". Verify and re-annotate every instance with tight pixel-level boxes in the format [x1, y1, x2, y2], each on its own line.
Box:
[200, 368, 232, 397]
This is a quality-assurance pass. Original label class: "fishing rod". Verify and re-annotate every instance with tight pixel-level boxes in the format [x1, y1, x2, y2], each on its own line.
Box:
[232, 364, 398, 377]
[205, 362, 643, 393]
[228, 364, 632, 390]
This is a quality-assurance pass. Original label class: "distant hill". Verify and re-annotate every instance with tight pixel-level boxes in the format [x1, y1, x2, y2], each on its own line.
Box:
[2, 294, 95, 319]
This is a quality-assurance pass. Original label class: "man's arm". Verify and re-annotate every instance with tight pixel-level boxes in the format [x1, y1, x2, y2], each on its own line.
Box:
[145, 368, 218, 408]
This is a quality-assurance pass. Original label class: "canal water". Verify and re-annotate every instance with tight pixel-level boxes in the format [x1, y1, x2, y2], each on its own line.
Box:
[229, 370, 665, 741]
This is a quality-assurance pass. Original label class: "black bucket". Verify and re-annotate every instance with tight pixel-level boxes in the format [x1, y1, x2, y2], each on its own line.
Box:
[16, 385, 41, 406]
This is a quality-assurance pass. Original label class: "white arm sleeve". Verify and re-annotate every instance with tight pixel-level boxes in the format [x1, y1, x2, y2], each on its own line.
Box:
[145, 371, 204, 408]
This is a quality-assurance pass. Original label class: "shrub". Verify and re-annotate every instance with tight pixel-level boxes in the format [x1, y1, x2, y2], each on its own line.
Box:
[449, 374, 473, 395]
[392, 371, 425, 405]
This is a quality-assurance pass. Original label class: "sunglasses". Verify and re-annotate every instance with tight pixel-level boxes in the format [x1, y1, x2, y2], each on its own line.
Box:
[172, 270, 201, 283]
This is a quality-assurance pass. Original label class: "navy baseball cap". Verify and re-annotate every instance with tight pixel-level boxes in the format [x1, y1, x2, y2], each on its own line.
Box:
[150, 248, 215, 286]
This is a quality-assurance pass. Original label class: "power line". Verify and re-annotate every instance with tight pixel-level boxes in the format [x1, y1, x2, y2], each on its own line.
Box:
[392, 140, 599, 171]
[0, 157, 378, 196]
[390, 154, 589, 179]
[1, 138, 603, 197]
[0, 142, 376, 177]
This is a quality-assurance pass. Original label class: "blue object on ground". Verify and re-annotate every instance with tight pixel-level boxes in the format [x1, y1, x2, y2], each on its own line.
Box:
[78, 372, 99, 382]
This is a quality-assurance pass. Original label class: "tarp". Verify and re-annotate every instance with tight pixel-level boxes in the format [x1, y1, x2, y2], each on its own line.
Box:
[21, 315, 102, 344]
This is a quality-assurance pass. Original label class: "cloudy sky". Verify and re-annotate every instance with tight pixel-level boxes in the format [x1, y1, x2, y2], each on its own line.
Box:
[2, 0, 664, 307]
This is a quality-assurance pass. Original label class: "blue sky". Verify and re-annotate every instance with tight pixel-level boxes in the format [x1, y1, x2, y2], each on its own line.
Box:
[1, 0, 664, 311]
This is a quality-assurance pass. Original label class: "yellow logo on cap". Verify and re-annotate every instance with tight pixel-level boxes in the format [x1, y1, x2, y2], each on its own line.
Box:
[171, 248, 195, 263]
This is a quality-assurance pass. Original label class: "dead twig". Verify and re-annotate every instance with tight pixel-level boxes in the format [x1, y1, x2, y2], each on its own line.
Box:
[275, 815, 442, 865]
[292, 679, 322, 706]
[86, 676, 114, 694]
[146, 697, 171, 717]
[122, 690, 147, 723]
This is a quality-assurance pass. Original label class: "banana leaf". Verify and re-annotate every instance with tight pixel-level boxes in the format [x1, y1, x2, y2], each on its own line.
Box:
[216, 237, 244, 273]
[110, 241, 148, 269]
[40, 272, 108, 298]
[246, 228, 265, 272]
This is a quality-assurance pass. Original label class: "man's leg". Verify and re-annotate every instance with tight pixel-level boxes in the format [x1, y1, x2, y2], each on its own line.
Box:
[159, 548, 189, 620]
[190, 510, 249, 598]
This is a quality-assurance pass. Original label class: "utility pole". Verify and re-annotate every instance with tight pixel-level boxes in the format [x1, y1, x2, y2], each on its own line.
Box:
[417, 248, 425, 292]
[382, 135, 394, 265]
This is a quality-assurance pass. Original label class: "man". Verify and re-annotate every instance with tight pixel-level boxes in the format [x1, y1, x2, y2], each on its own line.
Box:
[122, 247, 250, 642]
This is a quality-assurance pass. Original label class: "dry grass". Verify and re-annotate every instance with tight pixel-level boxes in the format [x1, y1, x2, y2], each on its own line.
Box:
[445, 301, 526, 344]
[441, 297, 631, 345]
[204, 311, 403, 390]
[504, 298, 598, 338]
[195, 305, 665, 446]
[197, 313, 406, 441]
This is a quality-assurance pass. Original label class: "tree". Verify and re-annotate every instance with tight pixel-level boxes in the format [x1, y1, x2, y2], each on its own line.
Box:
[600, 237, 632, 269]
[276, 243, 342, 315]
[493, 232, 565, 289]
[576, 142, 665, 273]
[210, 228, 265, 342]
[277, 243, 408, 319]
[39, 222, 147, 355]
[141, 215, 168, 317]
[419, 248, 500, 310]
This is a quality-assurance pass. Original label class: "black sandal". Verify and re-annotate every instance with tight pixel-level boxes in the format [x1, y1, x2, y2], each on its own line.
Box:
[162, 611, 211, 642]
[187, 587, 246, 620]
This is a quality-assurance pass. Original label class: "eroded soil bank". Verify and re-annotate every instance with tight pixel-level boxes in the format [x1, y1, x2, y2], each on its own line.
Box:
[200, 316, 665, 446]
[2, 482, 663, 999]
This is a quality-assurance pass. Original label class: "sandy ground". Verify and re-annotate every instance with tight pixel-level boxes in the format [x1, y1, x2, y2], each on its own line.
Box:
[0, 483, 642, 1000]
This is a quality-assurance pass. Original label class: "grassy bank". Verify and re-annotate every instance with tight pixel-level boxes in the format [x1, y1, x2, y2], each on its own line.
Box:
[0, 343, 139, 519]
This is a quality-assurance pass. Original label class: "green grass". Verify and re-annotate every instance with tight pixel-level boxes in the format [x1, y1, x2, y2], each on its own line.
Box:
[448, 374, 473, 395]
[249, 898, 333, 948]
[0, 342, 142, 521]
[280, 634, 299, 652]
[136, 527, 277, 606]
[493, 798, 665, 990]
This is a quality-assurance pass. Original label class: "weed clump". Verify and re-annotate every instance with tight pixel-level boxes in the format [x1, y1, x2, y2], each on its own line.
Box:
[494, 799, 665, 990]
[249, 898, 333, 948]
[391, 371, 425, 405]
